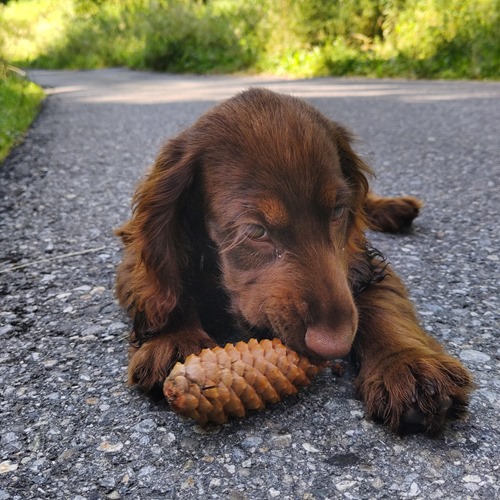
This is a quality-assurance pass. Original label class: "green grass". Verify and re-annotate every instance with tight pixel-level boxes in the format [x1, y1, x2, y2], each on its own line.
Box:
[0, 66, 45, 163]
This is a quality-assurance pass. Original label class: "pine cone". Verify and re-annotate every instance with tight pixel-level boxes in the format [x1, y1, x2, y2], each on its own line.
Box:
[163, 338, 324, 424]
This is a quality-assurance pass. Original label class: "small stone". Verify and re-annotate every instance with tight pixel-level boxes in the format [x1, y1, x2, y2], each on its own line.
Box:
[459, 350, 491, 363]
[408, 482, 421, 497]
[58, 449, 76, 461]
[224, 464, 236, 474]
[241, 459, 252, 468]
[2, 432, 18, 444]
[100, 476, 116, 489]
[0, 325, 14, 336]
[0, 461, 18, 474]
[269, 434, 292, 448]
[108, 322, 127, 331]
[98, 441, 123, 453]
[0, 488, 11, 500]
[133, 419, 157, 434]
[164, 432, 176, 445]
[463, 475, 482, 483]
[107, 492, 121, 500]
[81, 325, 105, 336]
[138, 465, 156, 477]
[79, 334, 98, 342]
[181, 477, 195, 490]
[241, 436, 263, 449]
[336, 480, 356, 492]
[302, 443, 320, 453]
[269, 488, 280, 497]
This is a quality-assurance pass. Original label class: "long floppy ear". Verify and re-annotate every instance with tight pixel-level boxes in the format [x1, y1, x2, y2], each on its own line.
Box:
[119, 131, 200, 331]
[330, 122, 372, 207]
[321, 120, 383, 293]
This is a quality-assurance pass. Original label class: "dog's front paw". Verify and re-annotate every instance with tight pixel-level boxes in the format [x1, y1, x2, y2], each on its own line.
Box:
[356, 349, 473, 435]
[128, 329, 217, 393]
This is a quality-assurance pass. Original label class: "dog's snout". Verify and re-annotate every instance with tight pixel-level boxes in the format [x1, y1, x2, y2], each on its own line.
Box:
[305, 323, 354, 359]
[301, 280, 358, 359]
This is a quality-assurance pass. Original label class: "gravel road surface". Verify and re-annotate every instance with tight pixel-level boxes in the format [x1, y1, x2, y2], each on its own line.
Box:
[1, 69, 499, 499]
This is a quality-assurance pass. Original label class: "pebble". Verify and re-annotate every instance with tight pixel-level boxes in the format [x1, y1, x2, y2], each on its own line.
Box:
[335, 480, 357, 492]
[302, 443, 320, 453]
[138, 465, 156, 477]
[463, 475, 482, 483]
[0, 325, 14, 335]
[407, 482, 421, 497]
[459, 349, 491, 363]
[269, 433, 292, 448]
[241, 436, 263, 449]
[133, 418, 157, 433]
[224, 464, 236, 474]
[0, 489, 11, 500]
[0, 461, 18, 474]
[98, 442, 124, 453]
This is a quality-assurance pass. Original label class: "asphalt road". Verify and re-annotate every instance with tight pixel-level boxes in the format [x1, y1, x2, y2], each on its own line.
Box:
[0, 69, 499, 499]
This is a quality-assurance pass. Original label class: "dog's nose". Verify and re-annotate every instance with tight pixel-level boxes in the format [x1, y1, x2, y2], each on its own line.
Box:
[305, 324, 354, 359]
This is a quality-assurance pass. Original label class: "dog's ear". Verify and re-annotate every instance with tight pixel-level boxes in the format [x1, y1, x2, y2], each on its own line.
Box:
[125, 132, 200, 329]
[330, 123, 372, 205]
[323, 120, 373, 262]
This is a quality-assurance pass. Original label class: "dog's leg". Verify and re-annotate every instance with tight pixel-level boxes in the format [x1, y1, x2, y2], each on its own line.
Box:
[128, 321, 216, 394]
[365, 191, 423, 232]
[352, 270, 473, 435]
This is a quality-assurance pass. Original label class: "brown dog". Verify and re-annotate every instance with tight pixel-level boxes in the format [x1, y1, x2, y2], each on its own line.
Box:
[116, 88, 472, 434]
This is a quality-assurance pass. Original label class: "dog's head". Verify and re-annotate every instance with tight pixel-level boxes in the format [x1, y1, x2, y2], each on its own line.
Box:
[132, 88, 372, 359]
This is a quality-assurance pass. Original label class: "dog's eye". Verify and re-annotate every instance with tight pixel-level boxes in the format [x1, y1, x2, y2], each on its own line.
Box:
[245, 224, 269, 241]
[331, 206, 346, 222]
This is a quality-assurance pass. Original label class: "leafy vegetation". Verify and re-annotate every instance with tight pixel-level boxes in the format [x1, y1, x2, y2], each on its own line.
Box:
[1, 0, 498, 79]
[0, 64, 44, 162]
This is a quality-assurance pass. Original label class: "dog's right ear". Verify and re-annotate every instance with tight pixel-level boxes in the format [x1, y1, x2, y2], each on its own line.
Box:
[119, 131, 200, 331]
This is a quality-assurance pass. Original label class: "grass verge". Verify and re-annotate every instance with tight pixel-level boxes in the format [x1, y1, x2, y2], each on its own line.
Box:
[0, 66, 45, 164]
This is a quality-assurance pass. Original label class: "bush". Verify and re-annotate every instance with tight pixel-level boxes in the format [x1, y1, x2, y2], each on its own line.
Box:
[1, 0, 498, 79]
